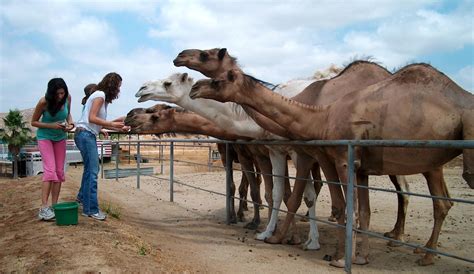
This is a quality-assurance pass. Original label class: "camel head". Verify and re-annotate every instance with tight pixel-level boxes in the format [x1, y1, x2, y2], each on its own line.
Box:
[135, 73, 194, 104]
[190, 69, 246, 103]
[173, 48, 238, 78]
[125, 104, 176, 134]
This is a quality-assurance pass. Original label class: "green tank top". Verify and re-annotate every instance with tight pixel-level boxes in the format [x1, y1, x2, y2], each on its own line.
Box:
[36, 100, 68, 141]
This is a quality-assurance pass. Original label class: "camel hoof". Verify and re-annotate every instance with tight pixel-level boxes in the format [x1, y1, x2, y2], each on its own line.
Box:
[244, 221, 259, 230]
[354, 255, 369, 265]
[237, 214, 245, 223]
[413, 247, 425, 254]
[265, 235, 283, 244]
[329, 259, 345, 268]
[327, 215, 337, 222]
[463, 172, 474, 188]
[303, 238, 320, 250]
[383, 231, 396, 238]
[284, 234, 302, 245]
[417, 255, 435, 266]
[255, 231, 272, 241]
[229, 214, 238, 224]
[387, 240, 403, 247]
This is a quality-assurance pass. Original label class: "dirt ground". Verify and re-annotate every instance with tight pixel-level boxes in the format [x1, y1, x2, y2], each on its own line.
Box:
[1, 150, 473, 273]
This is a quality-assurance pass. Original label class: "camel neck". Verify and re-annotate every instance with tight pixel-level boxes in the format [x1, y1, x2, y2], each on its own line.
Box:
[173, 112, 245, 140]
[237, 83, 328, 140]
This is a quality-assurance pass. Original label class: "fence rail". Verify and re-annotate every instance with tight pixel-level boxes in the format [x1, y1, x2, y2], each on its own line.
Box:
[100, 138, 474, 273]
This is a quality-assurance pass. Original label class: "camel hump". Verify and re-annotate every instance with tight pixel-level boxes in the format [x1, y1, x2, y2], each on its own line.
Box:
[392, 63, 448, 85]
[336, 60, 390, 79]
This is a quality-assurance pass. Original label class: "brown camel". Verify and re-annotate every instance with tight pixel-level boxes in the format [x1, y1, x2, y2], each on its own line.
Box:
[175, 48, 413, 245]
[125, 104, 263, 225]
[189, 66, 474, 266]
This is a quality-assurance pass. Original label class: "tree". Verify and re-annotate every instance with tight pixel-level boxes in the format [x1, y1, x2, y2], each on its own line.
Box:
[0, 109, 33, 179]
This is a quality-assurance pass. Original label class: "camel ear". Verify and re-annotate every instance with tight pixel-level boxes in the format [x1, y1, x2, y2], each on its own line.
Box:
[218, 48, 227, 60]
[180, 73, 188, 82]
[227, 70, 235, 82]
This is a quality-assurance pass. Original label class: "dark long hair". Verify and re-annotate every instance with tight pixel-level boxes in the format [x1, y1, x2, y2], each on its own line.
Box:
[97, 72, 122, 103]
[82, 83, 98, 105]
[45, 78, 69, 116]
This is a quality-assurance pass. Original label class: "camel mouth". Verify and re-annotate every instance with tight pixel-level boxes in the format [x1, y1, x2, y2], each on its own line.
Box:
[189, 90, 199, 99]
[173, 58, 186, 67]
[137, 94, 155, 103]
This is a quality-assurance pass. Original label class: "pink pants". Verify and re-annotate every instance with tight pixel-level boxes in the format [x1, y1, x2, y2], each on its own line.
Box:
[38, 139, 66, 183]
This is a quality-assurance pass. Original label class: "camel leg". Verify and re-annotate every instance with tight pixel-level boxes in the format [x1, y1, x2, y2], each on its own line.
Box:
[256, 151, 287, 240]
[355, 173, 370, 265]
[325, 160, 360, 267]
[311, 162, 322, 196]
[462, 110, 474, 188]
[218, 144, 237, 223]
[265, 157, 312, 245]
[282, 158, 300, 244]
[302, 172, 320, 250]
[315, 161, 346, 268]
[255, 156, 274, 221]
[236, 153, 261, 230]
[254, 163, 264, 208]
[237, 173, 249, 221]
[385, 175, 409, 246]
[414, 167, 452, 266]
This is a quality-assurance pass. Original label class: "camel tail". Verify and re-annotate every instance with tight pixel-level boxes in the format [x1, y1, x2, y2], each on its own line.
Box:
[462, 110, 474, 188]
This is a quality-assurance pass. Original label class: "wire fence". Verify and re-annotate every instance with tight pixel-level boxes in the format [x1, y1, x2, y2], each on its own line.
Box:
[100, 138, 474, 273]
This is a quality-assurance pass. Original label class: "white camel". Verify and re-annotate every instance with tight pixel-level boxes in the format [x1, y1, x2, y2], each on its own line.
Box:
[135, 72, 324, 250]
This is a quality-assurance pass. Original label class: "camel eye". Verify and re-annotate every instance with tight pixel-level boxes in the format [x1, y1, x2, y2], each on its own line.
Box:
[199, 52, 209, 62]
[151, 113, 160, 121]
[164, 81, 172, 88]
[211, 80, 219, 88]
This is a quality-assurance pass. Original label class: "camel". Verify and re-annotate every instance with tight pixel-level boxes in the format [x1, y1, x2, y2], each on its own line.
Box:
[189, 66, 474, 266]
[136, 72, 323, 250]
[174, 48, 413, 245]
[173, 48, 348, 246]
[125, 104, 263, 225]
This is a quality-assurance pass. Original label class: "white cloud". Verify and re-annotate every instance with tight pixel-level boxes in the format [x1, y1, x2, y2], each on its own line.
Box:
[343, 8, 473, 68]
[0, 0, 472, 119]
[454, 65, 473, 92]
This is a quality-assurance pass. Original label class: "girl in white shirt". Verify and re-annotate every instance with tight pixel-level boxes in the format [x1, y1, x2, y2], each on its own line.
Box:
[75, 72, 129, 220]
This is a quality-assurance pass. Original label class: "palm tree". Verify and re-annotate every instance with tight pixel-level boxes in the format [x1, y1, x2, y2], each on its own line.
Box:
[0, 110, 33, 179]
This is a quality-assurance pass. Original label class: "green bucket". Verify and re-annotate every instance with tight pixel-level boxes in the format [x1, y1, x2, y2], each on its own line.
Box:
[52, 202, 79, 226]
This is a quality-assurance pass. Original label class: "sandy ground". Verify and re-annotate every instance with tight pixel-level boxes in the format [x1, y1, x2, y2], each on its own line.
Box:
[0, 151, 473, 273]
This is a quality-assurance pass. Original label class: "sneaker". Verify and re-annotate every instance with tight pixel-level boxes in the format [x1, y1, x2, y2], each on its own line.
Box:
[82, 210, 107, 221]
[38, 206, 55, 221]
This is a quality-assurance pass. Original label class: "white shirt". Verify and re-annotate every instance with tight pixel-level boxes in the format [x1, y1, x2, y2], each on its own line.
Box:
[76, 91, 107, 135]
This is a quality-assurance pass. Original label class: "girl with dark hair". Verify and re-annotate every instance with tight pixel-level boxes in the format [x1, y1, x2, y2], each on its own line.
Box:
[31, 77, 74, 221]
[75, 72, 130, 221]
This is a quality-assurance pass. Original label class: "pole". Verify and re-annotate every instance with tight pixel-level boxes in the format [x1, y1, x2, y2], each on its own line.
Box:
[344, 143, 355, 273]
[170, 142, 174, 202]
[225, 143, 233, 225]
[137, 141, 141, 189]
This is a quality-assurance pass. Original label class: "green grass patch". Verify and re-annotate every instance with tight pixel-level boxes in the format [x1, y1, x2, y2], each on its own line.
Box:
[100, 201, 122, 219]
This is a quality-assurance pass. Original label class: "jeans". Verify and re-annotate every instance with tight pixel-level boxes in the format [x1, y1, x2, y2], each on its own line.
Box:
[74, 129, 99, 215]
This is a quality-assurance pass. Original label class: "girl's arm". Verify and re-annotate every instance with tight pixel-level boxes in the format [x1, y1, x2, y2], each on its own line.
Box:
[31, 98, 64, 130]
[88, 97, 124, 130]
[66, 94, 75, 130]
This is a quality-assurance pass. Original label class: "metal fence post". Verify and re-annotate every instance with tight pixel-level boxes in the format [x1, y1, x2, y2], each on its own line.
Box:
[160, 144, 164, 174]
[345, 143, 355, 273]
[208, 145, 212, 172]
[170, 142, 174, 202]
[137, 141, 141, 189]
[100, 142, 104, 179]
[115, 141, 119, 181]
[225, 143, 233, 225]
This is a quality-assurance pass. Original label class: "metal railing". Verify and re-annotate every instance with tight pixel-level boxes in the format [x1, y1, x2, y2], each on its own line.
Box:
[102, 138, 474, 273]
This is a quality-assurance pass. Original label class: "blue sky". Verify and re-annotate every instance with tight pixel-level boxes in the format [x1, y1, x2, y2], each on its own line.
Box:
[0, 0, 473, 120]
